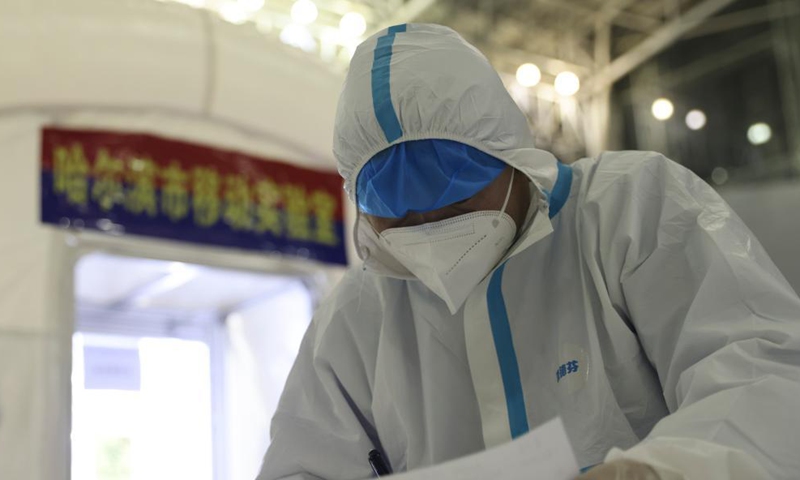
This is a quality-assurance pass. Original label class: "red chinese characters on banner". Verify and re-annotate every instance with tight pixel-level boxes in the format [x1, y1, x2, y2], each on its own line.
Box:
[41, 128, 347, 265]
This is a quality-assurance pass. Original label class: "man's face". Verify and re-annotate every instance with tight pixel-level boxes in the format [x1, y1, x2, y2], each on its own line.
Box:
[366, 166, 532, 233]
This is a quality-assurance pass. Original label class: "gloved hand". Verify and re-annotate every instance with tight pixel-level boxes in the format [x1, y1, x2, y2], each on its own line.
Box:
[575, 459, 667, 480]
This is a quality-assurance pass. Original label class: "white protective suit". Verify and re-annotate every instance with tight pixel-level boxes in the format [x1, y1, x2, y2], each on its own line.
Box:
[259, 24, 800, 480]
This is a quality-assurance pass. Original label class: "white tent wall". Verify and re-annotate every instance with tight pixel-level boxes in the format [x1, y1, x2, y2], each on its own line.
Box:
[0, 1, 348, 479]
[0, 116, 72, 480]
[1, 0, 342, 167]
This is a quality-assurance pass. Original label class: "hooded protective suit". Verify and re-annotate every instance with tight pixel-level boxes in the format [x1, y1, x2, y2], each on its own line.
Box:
[259, 24, 800, 480]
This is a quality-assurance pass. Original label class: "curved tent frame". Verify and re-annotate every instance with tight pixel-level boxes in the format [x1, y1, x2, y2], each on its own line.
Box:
[0, 2, 348, 478]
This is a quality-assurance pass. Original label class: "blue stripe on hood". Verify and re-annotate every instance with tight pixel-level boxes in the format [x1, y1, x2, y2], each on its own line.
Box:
[371, 24, 407, 143]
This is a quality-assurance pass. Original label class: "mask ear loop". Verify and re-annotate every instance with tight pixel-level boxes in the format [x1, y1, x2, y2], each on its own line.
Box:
[351, 190, 369, 312]
[354, 211, 368, 266]
[352, 187, 372, 267]
[492, 168, 515, 228]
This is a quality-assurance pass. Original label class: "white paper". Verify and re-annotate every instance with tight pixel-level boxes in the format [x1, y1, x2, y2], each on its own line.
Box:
[385, 417, 579, 480]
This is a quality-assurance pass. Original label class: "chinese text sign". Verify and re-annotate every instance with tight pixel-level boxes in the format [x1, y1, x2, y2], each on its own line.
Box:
[41, 128, 346, 265]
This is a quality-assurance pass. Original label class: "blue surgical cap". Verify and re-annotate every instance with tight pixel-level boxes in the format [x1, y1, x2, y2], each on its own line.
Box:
[356, 139, 507, 218]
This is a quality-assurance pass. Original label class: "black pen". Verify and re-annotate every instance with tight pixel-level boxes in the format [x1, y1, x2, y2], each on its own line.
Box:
[368, 449, 392, 477]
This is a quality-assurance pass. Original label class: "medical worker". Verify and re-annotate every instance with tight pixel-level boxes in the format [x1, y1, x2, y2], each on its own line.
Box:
[259, 24, 800, 480]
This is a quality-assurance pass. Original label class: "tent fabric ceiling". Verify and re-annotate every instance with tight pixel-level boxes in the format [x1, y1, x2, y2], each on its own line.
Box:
[75, 253, 296, 313]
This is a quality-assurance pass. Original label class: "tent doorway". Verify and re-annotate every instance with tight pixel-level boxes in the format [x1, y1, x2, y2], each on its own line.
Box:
[70, 252, 313, 480]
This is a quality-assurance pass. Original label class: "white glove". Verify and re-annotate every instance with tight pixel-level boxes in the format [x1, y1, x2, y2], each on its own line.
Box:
[603, 437, 770, 480]
[575, 459, 683, 480]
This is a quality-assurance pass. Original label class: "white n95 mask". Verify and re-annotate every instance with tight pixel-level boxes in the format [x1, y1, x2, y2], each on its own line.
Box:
[378, 170, 518, 314]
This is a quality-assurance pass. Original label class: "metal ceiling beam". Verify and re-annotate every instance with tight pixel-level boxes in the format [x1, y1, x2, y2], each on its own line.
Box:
[485, 46, 592, 76]
[592, 0, 644, 26]
[616, 0, 800, 46]
[659, 32, 772, 87]
[771, 0, 800, 171]
[614, 12, 662, 33]
[584, 0, 740, 95]
[682, 0, 800, 39]
[584, 21, 612, 156]
[496, 15, 597, 68]
[531, 0, 661, 33]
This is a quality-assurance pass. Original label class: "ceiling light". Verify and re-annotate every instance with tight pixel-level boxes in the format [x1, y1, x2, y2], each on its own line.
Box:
[280, 24, 317, 52]
[651, 98, 674, 121]
[515, 63, 541, 88]
[339, 12, 367, 38]
[238, 0, 264, 12]
[176, 0, 205, 8]
[554, 71, 580, 96]
[219, 2, 250, 24]
[685, 109, 706, 130]
[747, 122, 772, 145]
[255, 16, 273, 33]
[291, 0, 318, 25]
[711, 167, 729, 185]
